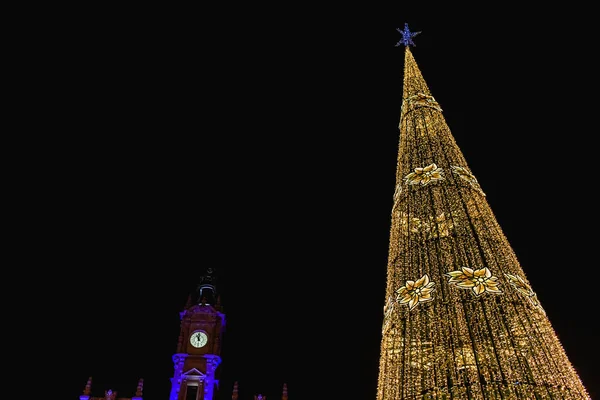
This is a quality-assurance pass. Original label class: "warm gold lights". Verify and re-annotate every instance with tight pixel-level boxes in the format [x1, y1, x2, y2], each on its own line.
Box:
[375, 46, 590, 399]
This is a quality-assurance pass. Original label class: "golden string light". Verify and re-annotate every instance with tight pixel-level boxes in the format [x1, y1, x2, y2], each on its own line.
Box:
[375, 42, 590, 399]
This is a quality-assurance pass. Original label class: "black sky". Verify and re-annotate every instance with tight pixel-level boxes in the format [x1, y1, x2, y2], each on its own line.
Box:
[44, 6, 599, 400]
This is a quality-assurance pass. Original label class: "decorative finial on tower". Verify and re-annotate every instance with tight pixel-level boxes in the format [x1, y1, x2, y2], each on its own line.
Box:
[232, 381, 239, 400]
[185, 294, 192, 309]
[395, 23, 421, 47]
[281, 383, 288, 400]
[199, 267, 215, 285]
[83, 377, 92, 395]
[135, 378, 144, 396]
[197, 267, 218, 304]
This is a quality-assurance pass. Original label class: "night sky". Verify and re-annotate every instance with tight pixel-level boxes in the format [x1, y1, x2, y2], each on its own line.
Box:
[51, 7, 598, 400]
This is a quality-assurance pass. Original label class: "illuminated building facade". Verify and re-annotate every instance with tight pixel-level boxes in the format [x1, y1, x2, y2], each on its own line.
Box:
[79, 269, 287, 399]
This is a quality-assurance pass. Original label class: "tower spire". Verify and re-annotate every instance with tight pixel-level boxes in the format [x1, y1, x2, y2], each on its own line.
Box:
[134, 378, 144, 399]
[80, 376, 92, 400]
[231, 381, 239, 400]
[375, 24, 590, 399]
[82, 377, 92, 395]
[197, 267, 217, 305]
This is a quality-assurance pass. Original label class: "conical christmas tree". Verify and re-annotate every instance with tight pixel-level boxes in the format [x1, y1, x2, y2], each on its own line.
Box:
[376, 24, 590, 400]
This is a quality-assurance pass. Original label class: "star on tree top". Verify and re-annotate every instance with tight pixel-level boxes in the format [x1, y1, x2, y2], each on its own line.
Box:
[395, 23, 421, 47]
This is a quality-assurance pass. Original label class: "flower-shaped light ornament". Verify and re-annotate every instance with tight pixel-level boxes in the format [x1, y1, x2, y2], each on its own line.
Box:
[396, 274, 436, 310]
[445, 267, 502, 296]
[404, 163, 444, 186]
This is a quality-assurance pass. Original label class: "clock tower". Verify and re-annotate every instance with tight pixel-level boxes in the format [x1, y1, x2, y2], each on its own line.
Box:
[170, 268, 226, 400]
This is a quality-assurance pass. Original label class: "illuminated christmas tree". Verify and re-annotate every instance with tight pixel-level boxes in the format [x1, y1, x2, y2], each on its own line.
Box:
[376, 24, 590, 400]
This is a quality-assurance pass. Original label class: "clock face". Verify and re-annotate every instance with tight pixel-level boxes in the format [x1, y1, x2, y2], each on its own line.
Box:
[190, 331, 208, 348]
